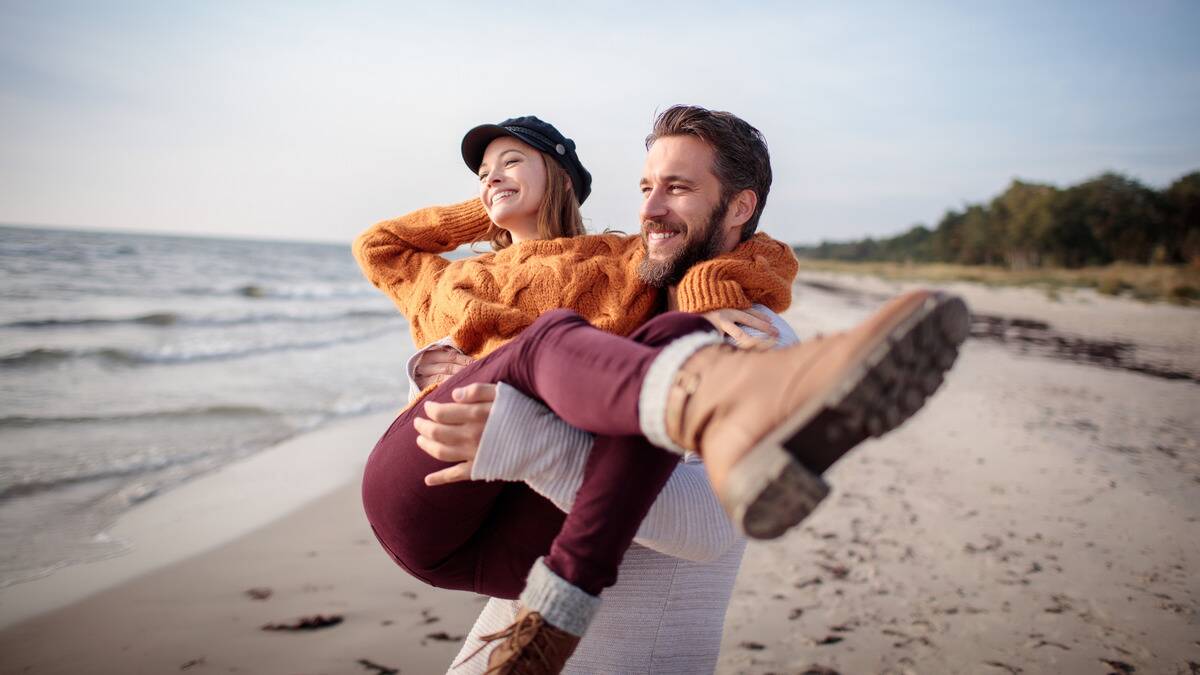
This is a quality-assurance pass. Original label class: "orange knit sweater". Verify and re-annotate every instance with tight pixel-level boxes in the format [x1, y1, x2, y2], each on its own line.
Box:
[353, 199, 798, 358]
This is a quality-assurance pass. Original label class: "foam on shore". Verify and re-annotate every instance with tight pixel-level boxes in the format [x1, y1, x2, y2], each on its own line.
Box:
[0, 411, 396, 629]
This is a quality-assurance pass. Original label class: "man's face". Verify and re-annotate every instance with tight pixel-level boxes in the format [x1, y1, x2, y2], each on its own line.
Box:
[637, 135, 733, 287]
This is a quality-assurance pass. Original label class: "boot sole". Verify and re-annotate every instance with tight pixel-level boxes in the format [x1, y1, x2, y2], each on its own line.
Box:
[727, 292, 970, 540]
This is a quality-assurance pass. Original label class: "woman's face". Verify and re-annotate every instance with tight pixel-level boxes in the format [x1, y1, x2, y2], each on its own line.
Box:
[478, 136, 548, 243]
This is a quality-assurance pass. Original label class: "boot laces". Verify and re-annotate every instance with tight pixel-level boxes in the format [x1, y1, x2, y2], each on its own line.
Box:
[453, 611, 557, 673]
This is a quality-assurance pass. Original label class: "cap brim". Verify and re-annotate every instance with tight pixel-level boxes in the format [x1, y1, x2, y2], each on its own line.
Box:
[461, 124, 514, 173]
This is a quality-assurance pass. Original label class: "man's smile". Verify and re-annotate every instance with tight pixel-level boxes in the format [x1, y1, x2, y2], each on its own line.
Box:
[643, 222, 687, 257]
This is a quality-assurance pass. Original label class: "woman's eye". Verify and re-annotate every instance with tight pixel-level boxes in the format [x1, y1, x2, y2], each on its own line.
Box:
[505, 159, 519, 167]
[478, 172, 489, 181]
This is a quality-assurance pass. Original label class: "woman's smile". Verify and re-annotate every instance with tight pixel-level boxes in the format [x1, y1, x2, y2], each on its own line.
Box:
[490, 189, 517, 205]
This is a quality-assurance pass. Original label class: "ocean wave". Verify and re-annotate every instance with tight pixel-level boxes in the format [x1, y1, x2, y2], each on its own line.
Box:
[0, 326, 399, 370]
[2, 313, 183, 328]
[0, 404, 275, 428]
[178, 283, 380, 301]
[0, 453, 216, 503]
[0, 308, 400, 330]
[1, 281, 381, 303]
[0, 398, 397, 504]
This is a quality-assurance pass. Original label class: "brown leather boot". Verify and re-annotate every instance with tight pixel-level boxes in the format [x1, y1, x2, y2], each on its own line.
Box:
[470, 606, 580, 674]
[665, 289, 969, 539]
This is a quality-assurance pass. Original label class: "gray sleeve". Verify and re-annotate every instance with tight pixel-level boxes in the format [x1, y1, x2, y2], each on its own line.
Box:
[746, 303, 800, 347]
[472, 384, 740, 562]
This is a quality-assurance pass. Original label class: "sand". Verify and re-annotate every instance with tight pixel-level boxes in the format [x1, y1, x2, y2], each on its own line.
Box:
[2, 273, 1198, 675]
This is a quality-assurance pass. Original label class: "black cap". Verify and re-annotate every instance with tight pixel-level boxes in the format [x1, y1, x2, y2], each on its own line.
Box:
[462, 116, 592, 205]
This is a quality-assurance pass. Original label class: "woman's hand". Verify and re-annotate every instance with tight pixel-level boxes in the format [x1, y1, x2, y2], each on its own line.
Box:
[413, 347, 475, 389]
[702, 308, 779, 350]
[414, 383, 497, 486]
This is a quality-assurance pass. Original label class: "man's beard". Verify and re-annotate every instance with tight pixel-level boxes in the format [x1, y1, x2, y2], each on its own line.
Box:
[637, 196, 731, 288]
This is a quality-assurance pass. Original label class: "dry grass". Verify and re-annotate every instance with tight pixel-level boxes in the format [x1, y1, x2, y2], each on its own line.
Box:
[794, 259, 1200, 306]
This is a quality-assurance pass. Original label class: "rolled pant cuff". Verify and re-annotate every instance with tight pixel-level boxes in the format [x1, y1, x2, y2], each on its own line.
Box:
[638, 331, 724, 456]
[518, 558, 600, 638]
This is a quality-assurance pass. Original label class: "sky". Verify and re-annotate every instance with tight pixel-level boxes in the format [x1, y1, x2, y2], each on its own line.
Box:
[1, 1, 1198, 245]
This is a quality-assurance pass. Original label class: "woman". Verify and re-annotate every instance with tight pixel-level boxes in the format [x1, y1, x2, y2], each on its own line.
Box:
[355, 116, 966, 673]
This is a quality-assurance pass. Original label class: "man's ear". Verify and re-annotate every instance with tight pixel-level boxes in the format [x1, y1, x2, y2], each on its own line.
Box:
[726, 188, 758, 232]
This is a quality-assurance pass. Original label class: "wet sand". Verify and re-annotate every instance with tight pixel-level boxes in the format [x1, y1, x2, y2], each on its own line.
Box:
[2, 272, 1198, 674]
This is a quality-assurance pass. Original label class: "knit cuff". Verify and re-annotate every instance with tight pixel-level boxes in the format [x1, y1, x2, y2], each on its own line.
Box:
[518, 558, 600, 637]
[439, 199, 494, 246]
[638, 331, 724, 456]
[673, 234, 798, 313]
[674, 260, 751, 313]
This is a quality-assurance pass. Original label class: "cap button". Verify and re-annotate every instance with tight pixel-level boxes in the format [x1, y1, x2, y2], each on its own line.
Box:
[555, 144, 566, 155]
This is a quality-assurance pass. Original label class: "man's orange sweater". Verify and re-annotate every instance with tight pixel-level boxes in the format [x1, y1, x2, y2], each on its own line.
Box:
[353, 199, 798, 359]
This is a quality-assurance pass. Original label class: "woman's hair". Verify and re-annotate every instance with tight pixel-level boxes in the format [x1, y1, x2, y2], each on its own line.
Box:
[487, 152, 586, 250]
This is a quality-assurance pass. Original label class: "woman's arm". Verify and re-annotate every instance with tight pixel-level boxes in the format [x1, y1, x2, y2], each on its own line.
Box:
[674, 233, 799, 314]
[352, 199, 492, 320]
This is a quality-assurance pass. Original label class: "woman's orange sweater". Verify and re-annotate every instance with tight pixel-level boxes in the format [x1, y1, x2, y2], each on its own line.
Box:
[353, 199, 798, 359]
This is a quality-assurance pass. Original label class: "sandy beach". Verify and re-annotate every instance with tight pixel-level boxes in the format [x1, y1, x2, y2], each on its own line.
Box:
[2, 273, 1197, 675]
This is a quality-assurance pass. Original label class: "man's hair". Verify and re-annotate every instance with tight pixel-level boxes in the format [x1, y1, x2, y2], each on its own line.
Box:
[645, 105, 772, 241]
[488, 151, 586, 250]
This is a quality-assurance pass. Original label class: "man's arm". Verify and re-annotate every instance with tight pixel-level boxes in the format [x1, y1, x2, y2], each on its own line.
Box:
[419, 306, 800, 561]
[469, 384, 741, 563]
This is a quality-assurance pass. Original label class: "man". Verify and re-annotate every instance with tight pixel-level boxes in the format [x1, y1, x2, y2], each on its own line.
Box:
[396, 106, 964, 673]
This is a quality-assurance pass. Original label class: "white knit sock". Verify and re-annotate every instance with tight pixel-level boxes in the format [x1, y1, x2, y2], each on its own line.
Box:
[518, 558, 600, 638]
[638, 331, 724, 456]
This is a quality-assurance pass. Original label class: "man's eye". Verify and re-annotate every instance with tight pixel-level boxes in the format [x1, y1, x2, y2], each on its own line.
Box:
[669, 185, 686, 192]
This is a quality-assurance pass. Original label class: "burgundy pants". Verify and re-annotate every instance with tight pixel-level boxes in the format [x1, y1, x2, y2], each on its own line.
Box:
[362, 309, 714, 598]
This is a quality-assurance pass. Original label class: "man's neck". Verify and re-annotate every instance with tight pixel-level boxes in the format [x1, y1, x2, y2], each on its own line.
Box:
[666, 286, 679, 311]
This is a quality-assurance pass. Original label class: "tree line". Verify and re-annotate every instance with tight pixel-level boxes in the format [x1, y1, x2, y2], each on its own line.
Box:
[794, 171, 1200, 268]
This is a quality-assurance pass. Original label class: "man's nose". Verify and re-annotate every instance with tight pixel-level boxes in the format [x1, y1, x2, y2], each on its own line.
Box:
[640, 188, 668, 221]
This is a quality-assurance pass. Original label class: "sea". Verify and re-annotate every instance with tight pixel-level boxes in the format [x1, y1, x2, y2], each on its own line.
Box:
[0, 224, 421, 588]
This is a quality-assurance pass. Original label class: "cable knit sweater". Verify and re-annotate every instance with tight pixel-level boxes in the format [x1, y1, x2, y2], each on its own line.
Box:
[352, 199, 798, 358]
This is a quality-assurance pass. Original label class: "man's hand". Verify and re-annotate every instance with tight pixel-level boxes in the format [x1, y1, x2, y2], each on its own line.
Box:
[414, 383, 497, 486]
[413, 346, 475, 389]
[702, 308, 779, 350]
